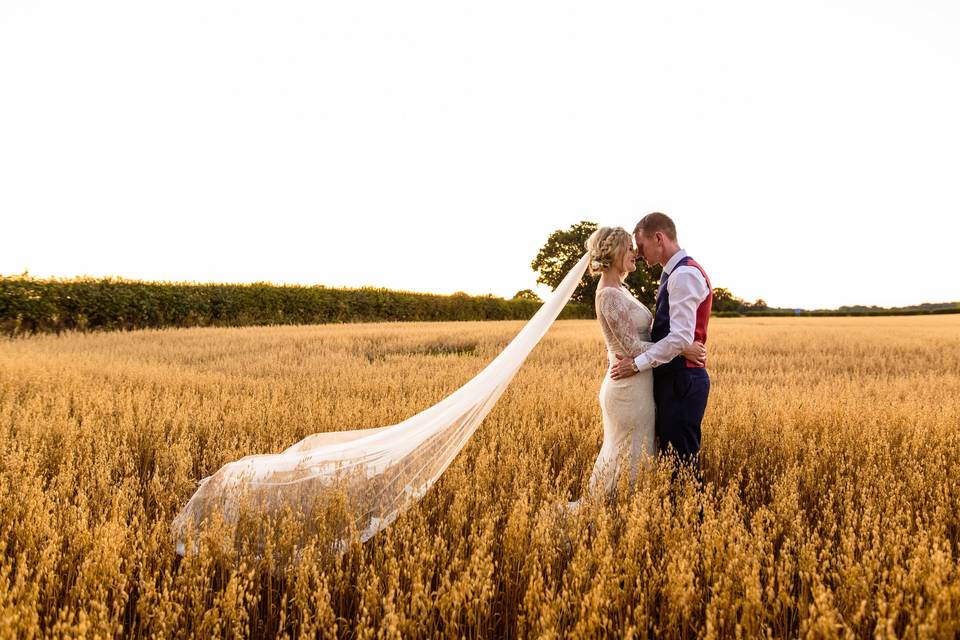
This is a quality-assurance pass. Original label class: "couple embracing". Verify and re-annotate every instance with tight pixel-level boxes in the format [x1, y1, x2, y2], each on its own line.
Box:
[572, 212, 712, 509]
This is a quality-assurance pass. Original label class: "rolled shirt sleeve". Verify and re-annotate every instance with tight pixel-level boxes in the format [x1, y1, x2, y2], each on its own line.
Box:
[633, 266, 710, 372]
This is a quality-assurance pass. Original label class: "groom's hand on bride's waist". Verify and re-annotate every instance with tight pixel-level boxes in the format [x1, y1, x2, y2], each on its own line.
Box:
[609, 354, 638, 380]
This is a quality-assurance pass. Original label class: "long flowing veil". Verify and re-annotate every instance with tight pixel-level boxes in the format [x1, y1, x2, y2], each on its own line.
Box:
[172, 252, 591, 554]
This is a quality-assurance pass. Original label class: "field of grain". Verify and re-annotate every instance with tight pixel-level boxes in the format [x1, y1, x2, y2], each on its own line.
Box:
[1, 316, 959, 638]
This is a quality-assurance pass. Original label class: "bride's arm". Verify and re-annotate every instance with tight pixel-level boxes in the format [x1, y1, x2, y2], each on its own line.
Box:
[598, 290, 654, 358]
[681, 341, 707, 366]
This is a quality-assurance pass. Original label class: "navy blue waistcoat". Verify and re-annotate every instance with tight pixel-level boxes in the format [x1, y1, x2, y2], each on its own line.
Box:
[651, 255, 712, 375]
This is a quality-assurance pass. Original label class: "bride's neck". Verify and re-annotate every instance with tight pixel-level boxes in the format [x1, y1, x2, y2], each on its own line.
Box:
[599, 271, 625, 288]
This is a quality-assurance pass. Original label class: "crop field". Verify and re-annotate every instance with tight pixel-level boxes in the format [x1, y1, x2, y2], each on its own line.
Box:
[1, 316, 959, 638]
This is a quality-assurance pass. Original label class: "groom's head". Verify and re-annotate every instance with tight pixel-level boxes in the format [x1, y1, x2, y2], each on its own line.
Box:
[634, 212, 679, 268]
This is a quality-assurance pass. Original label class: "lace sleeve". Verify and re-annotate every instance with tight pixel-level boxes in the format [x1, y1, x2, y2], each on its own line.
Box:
[597, 289, 654, 357]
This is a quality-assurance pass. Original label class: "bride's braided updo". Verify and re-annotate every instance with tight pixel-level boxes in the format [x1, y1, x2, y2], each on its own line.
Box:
[585, 227, 632, 276]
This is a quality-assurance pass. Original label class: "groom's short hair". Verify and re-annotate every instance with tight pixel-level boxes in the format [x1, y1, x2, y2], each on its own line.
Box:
[634, 212, 677, 241]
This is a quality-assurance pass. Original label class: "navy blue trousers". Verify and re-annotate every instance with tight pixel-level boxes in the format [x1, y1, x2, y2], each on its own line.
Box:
[654, 366, 710, 481]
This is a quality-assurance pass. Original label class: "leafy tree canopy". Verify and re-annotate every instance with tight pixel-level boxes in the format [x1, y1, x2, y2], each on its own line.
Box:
[512, 289, 542, 302]
[531, 220, 661, 307]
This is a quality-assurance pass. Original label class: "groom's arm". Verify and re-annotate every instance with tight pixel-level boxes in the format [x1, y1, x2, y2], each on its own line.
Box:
[610, 268, 709, 379]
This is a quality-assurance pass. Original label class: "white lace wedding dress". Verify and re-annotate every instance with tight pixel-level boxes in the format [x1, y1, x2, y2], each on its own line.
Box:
[569, 285, 656, 508]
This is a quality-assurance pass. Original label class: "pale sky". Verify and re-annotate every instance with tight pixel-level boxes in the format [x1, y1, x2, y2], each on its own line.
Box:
[2, 1, 958, 309]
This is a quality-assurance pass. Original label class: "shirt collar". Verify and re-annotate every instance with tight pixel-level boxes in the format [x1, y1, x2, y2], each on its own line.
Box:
[663, 248, 687, 276]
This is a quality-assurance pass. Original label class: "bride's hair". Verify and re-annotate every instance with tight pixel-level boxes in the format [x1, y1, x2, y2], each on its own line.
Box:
[585, 227, 631, 276]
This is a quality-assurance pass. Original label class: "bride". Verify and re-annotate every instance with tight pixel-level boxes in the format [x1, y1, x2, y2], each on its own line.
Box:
[569, 226, 705, 509]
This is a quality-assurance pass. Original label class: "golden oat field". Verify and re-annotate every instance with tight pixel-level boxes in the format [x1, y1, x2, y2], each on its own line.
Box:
[1, 316, 959, 638]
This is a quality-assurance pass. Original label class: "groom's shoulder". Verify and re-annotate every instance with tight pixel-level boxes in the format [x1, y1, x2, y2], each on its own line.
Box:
[678, 255, 709, 278]
[672, 262, 708, 278]
[680, 255, 708, 271]
[670, 261, 710, 293]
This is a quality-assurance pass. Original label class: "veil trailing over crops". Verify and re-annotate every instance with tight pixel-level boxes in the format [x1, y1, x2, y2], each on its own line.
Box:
[172, 252, 591, 554]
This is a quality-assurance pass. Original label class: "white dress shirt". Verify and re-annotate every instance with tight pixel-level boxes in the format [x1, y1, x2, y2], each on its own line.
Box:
[633, 249, 710, 373]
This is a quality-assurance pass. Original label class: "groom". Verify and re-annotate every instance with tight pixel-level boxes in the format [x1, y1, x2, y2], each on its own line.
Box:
[610, 212, 713, 481]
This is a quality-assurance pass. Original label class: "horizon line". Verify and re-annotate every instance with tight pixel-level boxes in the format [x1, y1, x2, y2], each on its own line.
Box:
[3, 271, 957, 313]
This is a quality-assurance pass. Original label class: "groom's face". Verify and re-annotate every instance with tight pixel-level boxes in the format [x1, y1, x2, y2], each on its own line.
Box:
[634, 230, 660, 267]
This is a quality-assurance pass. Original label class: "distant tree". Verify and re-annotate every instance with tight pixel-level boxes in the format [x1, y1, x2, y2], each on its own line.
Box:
[711, 290, 772, 314]
[512, 289, 541, 302]
[711, 287, 745, 313]
[531, 220, 661, 307]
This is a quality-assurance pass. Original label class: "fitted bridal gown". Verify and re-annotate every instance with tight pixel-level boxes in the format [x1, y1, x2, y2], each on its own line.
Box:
[580, 285, 657, 499]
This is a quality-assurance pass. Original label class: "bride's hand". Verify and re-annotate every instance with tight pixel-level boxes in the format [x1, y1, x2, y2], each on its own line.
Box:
[682, 341, 707, 366]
